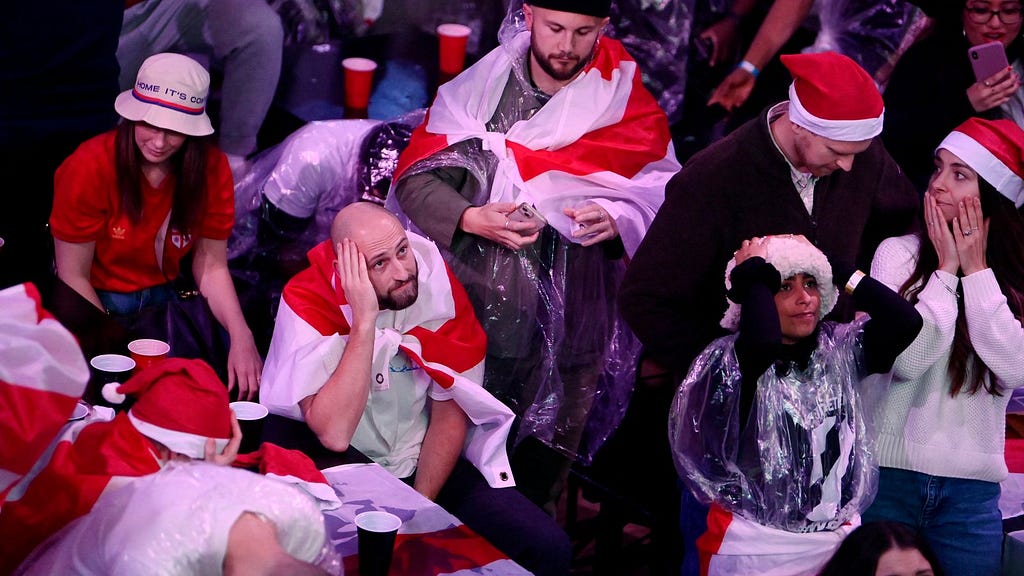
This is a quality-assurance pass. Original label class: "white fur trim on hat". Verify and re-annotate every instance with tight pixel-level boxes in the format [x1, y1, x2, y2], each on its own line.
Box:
[788, 84, 884, 142]
[128, 411, 228, 460]
[114, 53, 214, 137]
[939, 131, 1024, 208]
[721, 236, 839, 331]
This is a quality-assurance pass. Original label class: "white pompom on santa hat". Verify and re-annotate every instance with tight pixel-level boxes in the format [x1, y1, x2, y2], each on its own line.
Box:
[938, 117, 1024, 208]
[115, 358, 233, 459]
[783, 51, 884, 142]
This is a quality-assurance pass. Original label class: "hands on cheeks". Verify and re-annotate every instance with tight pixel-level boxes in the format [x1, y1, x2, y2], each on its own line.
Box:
[968, 66, 1021, 113]
[924, 192, 988, 275]
[335, 238, 380, 326]
[563, 204, 617, 246]
[205, 413, 242, 465]
[460, 202, 540, 251]
[953, 196, 989, 275]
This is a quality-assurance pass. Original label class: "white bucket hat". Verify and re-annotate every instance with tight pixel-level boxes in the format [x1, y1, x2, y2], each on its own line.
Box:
[114, 53, 214, 137]
[721, 236, 839, 331]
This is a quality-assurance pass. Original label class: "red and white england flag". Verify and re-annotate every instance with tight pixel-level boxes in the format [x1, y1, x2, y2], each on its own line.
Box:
[698, 504, 860, 576]
[0, 282, 90, 504]
[393, 32, 679, 257]
[261, 233, 516, 488]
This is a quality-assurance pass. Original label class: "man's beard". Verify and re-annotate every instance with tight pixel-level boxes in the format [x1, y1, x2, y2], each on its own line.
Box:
[531, 43, 593, 83]
[378, 276, 419, 311]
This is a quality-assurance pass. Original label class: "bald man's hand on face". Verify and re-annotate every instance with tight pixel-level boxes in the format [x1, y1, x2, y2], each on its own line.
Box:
[335, 238, 380, 330]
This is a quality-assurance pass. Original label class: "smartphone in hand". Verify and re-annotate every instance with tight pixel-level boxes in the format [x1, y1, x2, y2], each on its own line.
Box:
[508, 202, 547, 234]
[969, 41, 1010, 83]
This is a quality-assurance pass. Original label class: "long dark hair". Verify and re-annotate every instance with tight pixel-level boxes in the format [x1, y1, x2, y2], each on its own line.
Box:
[900, 178, 1024, 396]
[114, 120, 211, 236]
[817, 521, 942, 576]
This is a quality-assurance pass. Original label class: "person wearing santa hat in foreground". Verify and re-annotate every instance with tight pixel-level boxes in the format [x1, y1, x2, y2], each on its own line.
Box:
[669, 234, 921, 575]
[617, 51, 921, 576]
[0, 358, 242, 573]
[863, 117, 1024, 576]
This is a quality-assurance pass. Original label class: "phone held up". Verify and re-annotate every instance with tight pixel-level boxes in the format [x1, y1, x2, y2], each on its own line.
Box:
[508, 202, 548, 234]
[969, 40, 1010, 83]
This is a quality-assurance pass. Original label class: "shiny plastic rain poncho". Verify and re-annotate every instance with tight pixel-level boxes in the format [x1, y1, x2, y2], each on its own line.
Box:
[808, 0, 924, 77]
[388, 8, 678, 463]
[670, 316, 885, 532]
[16, 461, 342, 575]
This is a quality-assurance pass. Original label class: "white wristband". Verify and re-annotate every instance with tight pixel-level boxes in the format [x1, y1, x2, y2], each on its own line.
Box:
[738, 60, 760, 78]
[845, 270, 866, 295]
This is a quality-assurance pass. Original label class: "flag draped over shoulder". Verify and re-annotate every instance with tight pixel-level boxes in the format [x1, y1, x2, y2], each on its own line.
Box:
[0, 413, 159, 574]
[260, 233, 516, 488]
[0, 283, 90, 504]
[393, 32, 679, 257]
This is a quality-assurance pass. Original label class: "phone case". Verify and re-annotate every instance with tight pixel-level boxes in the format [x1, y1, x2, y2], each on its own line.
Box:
[969, 41, 1010, 83]
[509, 203, 548, 227]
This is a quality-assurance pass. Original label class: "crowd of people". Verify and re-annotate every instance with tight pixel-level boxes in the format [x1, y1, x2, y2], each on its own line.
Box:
[4, 0, 1024, 575]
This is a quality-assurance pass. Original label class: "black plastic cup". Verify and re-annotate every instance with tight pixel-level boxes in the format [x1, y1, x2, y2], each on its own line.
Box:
[355, 510, 401, 576]
[229, 401, 268, 454]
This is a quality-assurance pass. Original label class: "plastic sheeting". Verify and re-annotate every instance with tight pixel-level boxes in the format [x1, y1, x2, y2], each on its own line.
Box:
[607, 0, 693, 124]
[809, 0, 923, 77]
[229, 109, 425, 268]
[17, 462, 341, 575]
[388, 7, 650, 465]
[669, 317, 887, 532]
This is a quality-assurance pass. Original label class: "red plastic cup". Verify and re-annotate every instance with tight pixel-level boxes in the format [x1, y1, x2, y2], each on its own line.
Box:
[342, 57, 377, 109]
[436, 23, 472, 76]
[128, 338, 170, 373]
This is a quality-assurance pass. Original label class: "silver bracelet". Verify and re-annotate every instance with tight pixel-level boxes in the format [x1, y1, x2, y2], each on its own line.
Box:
[933, 271, 960, 300]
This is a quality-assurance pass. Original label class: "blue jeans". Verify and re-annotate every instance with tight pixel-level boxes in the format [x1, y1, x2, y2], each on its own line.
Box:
[863, 466, 1003, 576]
[97, 284, 174, 316]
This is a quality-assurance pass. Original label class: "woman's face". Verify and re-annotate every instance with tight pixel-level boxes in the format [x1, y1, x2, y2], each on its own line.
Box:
[874, 546, 935, 576]
[134, 122, 187, 164]
[963, 0, 1023, 47]
[774, 273, 820, 344]
[928, 148, 982, 222]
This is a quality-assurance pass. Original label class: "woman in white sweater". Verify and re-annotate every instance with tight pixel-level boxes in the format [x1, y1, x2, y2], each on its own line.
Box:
[865, 116, 1024, 576]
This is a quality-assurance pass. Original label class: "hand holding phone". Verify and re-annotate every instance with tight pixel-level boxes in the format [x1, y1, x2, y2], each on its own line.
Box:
[508, 202, 547, 235]
[969, 41, 1010, 83]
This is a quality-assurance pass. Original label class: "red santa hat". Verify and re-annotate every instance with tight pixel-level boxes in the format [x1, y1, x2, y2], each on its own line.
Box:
[938, 117, 1024, 208]
[116, 358, 232, 459]
[783, 51, 884, 142]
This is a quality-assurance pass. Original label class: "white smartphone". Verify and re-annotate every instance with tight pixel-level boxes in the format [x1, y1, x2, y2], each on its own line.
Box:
[508, 202, 547, 233]
[969, 41, 1010, 83]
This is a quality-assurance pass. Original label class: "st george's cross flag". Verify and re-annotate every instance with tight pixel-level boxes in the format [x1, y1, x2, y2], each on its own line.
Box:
[393, 32, 679, 257]
[259, 232, 517, 488]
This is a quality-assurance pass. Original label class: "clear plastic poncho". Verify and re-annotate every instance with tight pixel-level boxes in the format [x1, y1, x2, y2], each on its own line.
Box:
[606, 0, 693, 124]
[17, 461, 342, 575]
[387, 8, 649, 464]
[808, 0, 924, 77]
[229, 109, 425, 272]
[669, 317, 886, 532]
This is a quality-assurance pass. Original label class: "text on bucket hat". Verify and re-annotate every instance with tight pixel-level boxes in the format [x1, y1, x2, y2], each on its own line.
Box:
[782, 51, 884, 142]
[721, 236, 839, 331]
[525, 0, 611, 18]
[116, 358, 232, 459]
[938, 117, 1024, 208]
[114, 52, 214, 137]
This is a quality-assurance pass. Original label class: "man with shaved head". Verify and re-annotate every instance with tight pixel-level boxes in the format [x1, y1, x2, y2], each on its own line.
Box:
[259, 202, 570, 575]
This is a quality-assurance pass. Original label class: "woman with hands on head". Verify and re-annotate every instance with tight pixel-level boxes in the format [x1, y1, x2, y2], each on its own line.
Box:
[864, 118, 1024, 576]
[669, 232, 921, 575]
[49, 53, 262, 400]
